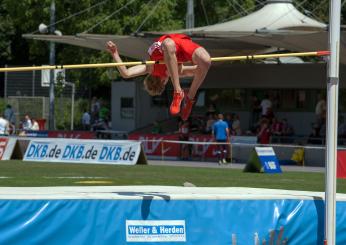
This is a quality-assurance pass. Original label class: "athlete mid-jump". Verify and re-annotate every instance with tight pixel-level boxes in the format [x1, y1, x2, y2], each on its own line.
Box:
[106, 34, 211, 121]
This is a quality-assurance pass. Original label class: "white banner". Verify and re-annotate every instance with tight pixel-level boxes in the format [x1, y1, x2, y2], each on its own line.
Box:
[126, 220, 186, 242]
[255, 147, 276, 156]
[23, 139, 141, 165]
[41, 69, 65, 87]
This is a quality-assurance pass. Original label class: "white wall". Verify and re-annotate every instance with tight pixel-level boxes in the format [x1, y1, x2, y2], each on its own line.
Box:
[111, 81, 136, 131]
[112, 81, 169, 132]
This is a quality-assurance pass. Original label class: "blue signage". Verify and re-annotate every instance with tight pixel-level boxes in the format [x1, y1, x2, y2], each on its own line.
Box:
[255, 147, 282, 173]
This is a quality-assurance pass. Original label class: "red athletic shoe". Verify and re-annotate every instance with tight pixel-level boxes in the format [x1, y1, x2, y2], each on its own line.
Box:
[181, 95, 195, 121]
[170, 91, 184, 115]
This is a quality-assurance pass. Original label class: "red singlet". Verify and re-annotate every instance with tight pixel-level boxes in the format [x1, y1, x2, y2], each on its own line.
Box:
[147, 34, 201, 78]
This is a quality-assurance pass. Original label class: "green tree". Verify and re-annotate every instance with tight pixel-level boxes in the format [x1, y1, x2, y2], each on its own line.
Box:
[0, 2, 14, 63]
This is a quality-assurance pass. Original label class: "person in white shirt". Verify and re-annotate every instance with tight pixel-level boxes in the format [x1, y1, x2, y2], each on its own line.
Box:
[0, 117, 10, 135]
[82, 111, 91, 130]
[232, 114, 242, 136]
[23, 115, 33, 130]
[260, 94, 272, 117]
[315, 94, 326, 126]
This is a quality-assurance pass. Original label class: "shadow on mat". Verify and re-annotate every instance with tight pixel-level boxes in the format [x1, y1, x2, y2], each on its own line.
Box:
[114, 192, 171, 219]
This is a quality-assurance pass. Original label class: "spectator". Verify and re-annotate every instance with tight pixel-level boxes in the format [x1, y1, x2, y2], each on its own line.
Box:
[189, 115, 204, 133]
[307, 123, 322, 145]
[250, 96, 261, 127]
[92, 119, 110, 132]
[92, 117, 111, 139]
[4, 104, 16, 126]
[260, 94, 272, 118]
[338, 116, 346, 137]
[99, 100, 110, 121]
[315, 94, 326, 127]
[212, 114, 230, 164]
[179, 121, 191, 160]
[151, 120, 162, 134]
[82, 110, 91, 131]
[338, 116, 346, 145]
[225, 113, 233, 130]
[22, 115, 33, 130]
[232, 114, 242, 136]
[265, 107, 275, 122]
[281, 118, 294, 136]
[257, 119, 271, 144]
[91, 96, 100, 123]
[0, 116, 10, 135]
[320, 122, 326, 137]
[91, 100, 110, 135]
[271, 117, 283, 136]
[207, 94, 219, 115]
[206, 104, 217, 116]
[31, 119, 40, 131]
[205, 114, 216, 134]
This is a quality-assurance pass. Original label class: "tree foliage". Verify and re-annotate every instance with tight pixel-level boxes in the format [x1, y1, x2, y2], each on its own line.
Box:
[0, 2, 14, 63]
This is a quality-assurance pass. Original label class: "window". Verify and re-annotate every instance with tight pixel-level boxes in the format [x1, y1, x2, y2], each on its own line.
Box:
[120, 97, 134, 119]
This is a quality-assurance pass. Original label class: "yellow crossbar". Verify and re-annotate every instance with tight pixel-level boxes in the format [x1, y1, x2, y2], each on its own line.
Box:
[0, 51, 330, 73]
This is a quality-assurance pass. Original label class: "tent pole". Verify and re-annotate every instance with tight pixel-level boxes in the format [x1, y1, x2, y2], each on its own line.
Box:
[186, 0, 194, 29]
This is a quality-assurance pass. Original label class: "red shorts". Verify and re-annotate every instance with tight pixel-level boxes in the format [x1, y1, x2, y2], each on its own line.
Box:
[149, 34, 201, 78]
[163, 34, 201, 61]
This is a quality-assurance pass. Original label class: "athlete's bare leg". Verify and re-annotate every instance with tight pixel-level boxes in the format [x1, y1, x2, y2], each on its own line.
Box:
[180, 47, 210, 121]
[161, 38, 182, 93]
[187, 47, 211, 99]
[162, 38, 185, 115]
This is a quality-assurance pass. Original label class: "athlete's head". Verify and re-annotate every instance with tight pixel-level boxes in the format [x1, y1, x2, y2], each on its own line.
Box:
[143, 74, 167, 96]
[218, 114, 224, 120]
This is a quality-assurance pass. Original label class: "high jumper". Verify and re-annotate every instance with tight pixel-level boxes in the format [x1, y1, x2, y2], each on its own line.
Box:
[106, 34, 211, 121]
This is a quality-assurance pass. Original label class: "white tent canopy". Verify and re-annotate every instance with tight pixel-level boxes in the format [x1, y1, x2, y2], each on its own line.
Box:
[162, 0, 326, 37]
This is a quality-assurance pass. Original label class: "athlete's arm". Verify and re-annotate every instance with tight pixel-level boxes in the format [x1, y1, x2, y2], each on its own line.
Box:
[106, 41, 150, 78]
[178, 65, 197, 77]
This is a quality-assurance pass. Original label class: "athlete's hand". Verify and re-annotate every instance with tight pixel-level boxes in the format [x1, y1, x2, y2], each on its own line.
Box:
[106, 41, 117, 54]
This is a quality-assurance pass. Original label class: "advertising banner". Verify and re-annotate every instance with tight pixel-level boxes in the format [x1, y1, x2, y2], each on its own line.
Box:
[0, 137, 8, 160]
[0, 137, 17, 160]
[126, 220, 186, 242]
[255, 147, 282, 173]
[23, 139, 142, 165]
[337, 150, 346, 178]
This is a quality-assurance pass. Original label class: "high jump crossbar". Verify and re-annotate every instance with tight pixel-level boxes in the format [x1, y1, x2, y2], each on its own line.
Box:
[0, 51, 330, 73]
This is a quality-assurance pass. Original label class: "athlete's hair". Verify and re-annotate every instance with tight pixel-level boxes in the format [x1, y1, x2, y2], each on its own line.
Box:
[143, 74, 165, 96]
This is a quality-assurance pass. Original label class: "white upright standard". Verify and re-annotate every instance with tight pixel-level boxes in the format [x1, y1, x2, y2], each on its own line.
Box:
[325, 0, 341, 244]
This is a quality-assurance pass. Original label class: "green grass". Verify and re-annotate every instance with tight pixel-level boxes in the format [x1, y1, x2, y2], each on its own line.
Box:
[0, 160, 345, 193]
